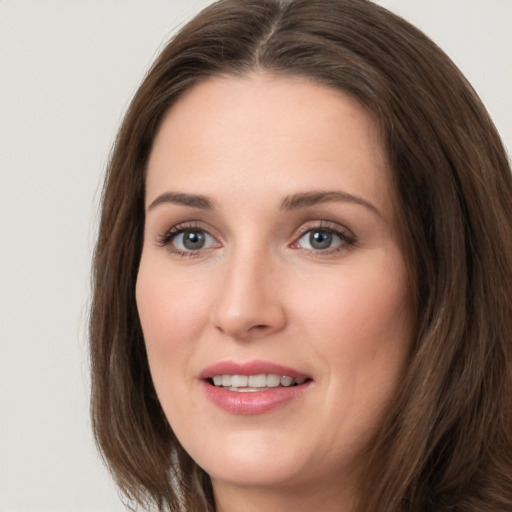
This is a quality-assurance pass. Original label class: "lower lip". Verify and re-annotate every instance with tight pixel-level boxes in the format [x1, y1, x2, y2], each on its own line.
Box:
[201, 381, 311, 415]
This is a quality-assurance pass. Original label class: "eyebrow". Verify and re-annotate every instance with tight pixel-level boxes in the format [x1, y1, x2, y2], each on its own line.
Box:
[147, 189, 383, 218]
[281, 191, 383, 218]
[147, 192, 215, 212]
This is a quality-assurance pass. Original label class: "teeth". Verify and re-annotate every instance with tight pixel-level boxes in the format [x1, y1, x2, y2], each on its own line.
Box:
[211, 373, 307, 389]
[267, 374, 281, 387]
[248, 374, 267, 387]
[231, 375, 248, 387]
[280, 376, 294, 387]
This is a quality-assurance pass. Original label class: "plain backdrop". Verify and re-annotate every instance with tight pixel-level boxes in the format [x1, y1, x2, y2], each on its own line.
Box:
[0, 1, 510, 511]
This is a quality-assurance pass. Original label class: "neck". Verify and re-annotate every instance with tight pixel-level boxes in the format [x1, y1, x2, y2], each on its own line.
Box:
[212, 476, 358, 512]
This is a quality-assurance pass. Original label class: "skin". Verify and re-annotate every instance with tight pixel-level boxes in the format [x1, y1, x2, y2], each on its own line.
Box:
[136, 73, 414, 512]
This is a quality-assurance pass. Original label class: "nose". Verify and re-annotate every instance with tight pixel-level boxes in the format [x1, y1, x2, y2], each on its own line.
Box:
[211, 249, 287, 340]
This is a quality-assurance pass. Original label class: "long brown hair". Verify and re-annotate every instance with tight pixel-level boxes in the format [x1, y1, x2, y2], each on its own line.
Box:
[90, 1, 512, 510]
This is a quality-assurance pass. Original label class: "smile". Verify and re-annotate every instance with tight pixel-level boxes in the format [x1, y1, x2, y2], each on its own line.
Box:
[211, 374, 308, 392]
[200, 360, 313, 414]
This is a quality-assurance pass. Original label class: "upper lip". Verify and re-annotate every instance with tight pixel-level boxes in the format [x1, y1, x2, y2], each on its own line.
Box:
[199, 359, 310, 380]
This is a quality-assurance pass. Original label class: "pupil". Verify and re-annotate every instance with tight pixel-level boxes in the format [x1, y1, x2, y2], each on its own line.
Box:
[310, 230, 332, 250]
[183, 231, 205, 250]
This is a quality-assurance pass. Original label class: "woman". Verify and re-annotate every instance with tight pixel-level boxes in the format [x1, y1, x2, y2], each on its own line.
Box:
[89, 0, 512, 510]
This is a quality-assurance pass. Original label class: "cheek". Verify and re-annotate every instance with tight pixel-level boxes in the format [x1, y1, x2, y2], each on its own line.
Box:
[135, 260, 214, 398]
[135, 264, 213, 436]
[136, 260, 210, 343]
[296, 256, 412, 347]
[294, 254, 413, 411]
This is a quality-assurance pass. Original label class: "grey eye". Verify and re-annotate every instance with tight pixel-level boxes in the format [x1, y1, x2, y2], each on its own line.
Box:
[173, 230, 215, 251]
[298, 229, 343, 251]
[309, 230, 333, 249]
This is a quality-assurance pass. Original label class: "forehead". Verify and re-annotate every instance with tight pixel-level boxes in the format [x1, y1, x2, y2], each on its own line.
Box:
[146, 73, 393, 219]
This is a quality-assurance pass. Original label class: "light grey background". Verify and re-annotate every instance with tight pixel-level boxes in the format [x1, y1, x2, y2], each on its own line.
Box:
[0, 1, 510, 511]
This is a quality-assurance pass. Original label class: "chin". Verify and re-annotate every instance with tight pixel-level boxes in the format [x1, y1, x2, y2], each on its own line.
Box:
[205, 458, 305, 490]
[189, 430, 313, 488]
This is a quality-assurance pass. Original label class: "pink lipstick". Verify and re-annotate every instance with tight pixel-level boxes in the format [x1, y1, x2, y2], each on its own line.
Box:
[199, 360, 312, 415]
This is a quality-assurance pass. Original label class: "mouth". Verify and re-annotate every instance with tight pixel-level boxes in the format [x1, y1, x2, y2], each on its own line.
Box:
[208, 373, 309, 392]
[200, 360, 313, 414]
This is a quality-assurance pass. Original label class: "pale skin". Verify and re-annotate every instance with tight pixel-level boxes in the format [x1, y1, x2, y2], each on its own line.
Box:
[136, 73, 415, 512]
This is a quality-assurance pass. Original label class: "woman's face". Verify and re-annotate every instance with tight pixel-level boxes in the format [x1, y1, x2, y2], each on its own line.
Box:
[136, 74, 414, 504]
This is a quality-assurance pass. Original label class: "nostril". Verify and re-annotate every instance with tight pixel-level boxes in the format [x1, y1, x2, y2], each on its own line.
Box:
[251, 324, 269, 331]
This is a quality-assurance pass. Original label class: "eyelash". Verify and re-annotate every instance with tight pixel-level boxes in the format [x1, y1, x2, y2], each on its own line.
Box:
[156, 222, 216, 258]
[292, 222, 356, 255]
[156, 221, 356, 258]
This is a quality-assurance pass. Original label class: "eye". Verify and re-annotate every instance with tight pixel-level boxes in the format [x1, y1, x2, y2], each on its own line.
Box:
[172, 229, 215, 251]
[157, 224, 219, 256]
[293, 225, 355, 254]
[301, 230, 339, 250]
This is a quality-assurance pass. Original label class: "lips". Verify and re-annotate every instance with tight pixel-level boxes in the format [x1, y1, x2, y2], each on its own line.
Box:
[199, 360, 312, 415]
[200, 360, 309, 378]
